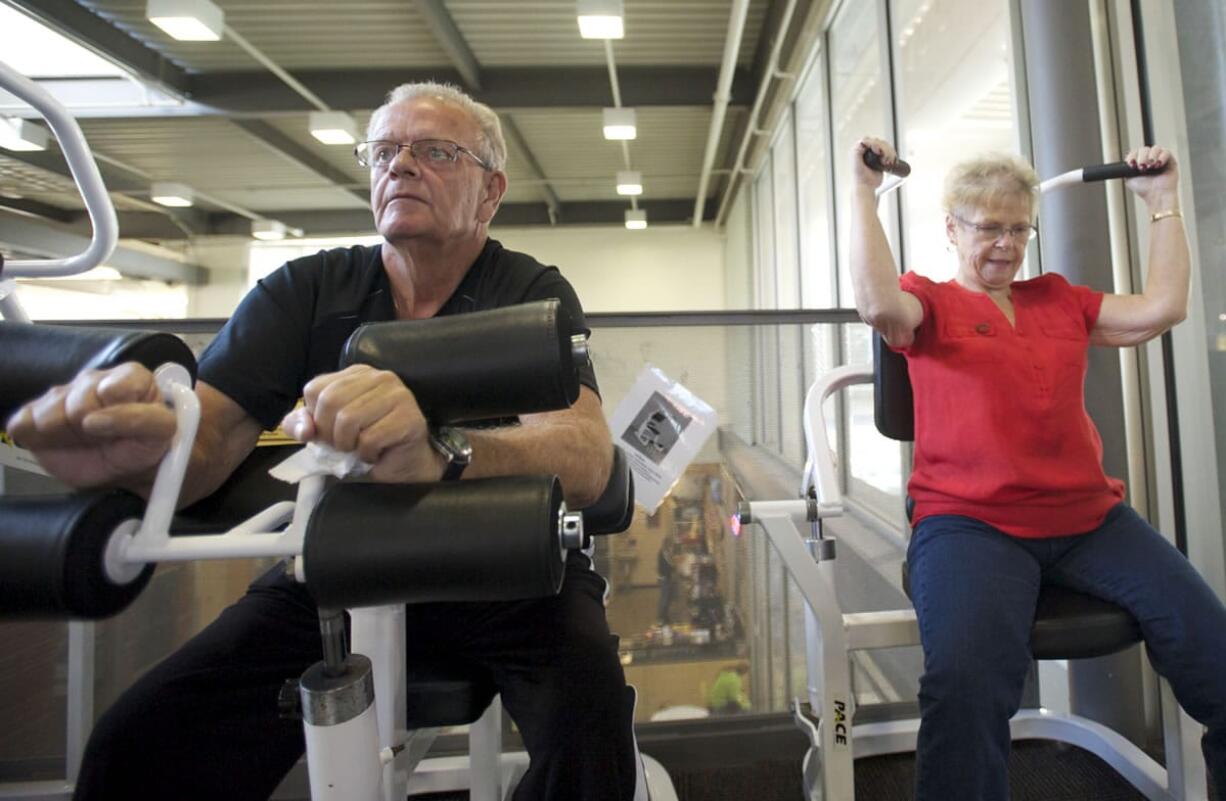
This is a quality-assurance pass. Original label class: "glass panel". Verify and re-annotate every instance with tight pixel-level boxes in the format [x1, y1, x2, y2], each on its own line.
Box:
[768, 547, 789, 708]
[771, 108, 801, 310]
[0, 619, 66, 780]
[753, 165, 777, 311]
[830, 0, 891, 307]
[796, 52, 836, 311]
[778, 327, 807, 469]
[753, 170, 777, 448]
[892, 0, 1022, 282]
[769, 110, 806, 469]
[844, 322, 905, 514]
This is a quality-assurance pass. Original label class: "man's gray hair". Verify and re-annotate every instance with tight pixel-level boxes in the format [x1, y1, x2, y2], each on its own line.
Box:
[369, 82, 507, 172]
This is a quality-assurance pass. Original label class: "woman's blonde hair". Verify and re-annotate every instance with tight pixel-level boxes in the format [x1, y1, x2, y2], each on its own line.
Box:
[942, 153, 1039, 220]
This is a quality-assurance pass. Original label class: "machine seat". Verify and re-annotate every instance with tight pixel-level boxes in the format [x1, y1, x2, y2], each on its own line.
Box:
[404, 660, 498, 729]
[901, 563, 1142, 660]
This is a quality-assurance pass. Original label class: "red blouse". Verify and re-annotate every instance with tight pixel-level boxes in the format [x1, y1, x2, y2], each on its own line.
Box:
[896, 272, 1125, 538]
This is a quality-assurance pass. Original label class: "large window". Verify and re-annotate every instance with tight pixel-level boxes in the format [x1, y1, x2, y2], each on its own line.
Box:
[892, 0, 1023, 282]
[830, 0, 892, 309]
[743, 0, 1029, 525]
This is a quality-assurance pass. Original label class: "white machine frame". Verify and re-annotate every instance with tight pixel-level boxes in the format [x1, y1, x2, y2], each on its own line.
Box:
[740, 153, 1210, 799]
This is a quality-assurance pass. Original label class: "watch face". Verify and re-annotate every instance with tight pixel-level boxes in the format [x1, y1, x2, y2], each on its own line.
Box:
[433, 427, 472, 464]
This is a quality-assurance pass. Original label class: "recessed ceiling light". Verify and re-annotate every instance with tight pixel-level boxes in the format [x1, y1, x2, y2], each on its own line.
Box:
[150, 181, 194, 207]
[577, 0, 624, 39]
[251, 219, 288, 241]
[616, 171, 642, 196]
[146, 0, 225, 41]
[309, 111, 358, 145]
[602, 107, 636, 140]
[0, 118, 48, 152]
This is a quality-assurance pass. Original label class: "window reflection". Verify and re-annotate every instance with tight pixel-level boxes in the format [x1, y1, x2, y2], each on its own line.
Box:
[603, 464, 752, 722]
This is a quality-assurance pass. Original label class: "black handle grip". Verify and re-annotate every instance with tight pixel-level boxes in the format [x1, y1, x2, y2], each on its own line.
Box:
[863, 148, 912, 178]
[1081, 160, 1167, 183]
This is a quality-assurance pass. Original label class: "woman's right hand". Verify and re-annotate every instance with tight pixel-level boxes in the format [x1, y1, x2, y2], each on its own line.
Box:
[853, 136, 899, 191]
[5, 362, 177, 489]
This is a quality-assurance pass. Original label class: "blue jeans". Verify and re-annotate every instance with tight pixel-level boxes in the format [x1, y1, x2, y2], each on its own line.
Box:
[907, 503, 1226, 801]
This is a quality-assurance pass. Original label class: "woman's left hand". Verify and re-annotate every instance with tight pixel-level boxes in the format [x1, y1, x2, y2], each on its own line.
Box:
[1124, 145, 1180, 208]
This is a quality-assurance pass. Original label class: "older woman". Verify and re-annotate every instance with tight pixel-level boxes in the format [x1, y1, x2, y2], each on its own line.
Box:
[849, 137, 1226, 800]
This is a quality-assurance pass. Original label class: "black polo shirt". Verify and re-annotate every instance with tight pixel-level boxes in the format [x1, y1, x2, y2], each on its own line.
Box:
[199, 238, 598, 430]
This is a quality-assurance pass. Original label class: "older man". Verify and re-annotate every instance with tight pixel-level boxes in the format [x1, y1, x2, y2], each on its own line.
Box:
[8, 83, 636, 801]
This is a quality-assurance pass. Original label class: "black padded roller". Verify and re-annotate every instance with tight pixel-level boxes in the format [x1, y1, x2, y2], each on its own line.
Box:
[582, 446, 635, 536]
[0, 322, 197, 423]
[1081, 160, 1165, 183]
[340, 300, 582, 423]
[0, 491, 152, 619]
[873, 333, 914, 442]
[303, 476, 567, 608]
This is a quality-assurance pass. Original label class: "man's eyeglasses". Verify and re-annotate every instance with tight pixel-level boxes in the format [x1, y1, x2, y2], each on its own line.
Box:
[952, 214, 1038, 244]
[355, 139, 493, 171]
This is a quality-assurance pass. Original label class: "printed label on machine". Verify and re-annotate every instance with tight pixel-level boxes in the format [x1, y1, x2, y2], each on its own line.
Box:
[609, 365, 717, 513]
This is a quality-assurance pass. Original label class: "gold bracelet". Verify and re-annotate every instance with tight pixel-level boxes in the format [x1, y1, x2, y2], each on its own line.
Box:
[1151, 209, 1183, 223]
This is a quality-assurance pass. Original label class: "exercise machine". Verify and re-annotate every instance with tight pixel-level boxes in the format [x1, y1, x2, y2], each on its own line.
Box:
[0, 56, 676, 801]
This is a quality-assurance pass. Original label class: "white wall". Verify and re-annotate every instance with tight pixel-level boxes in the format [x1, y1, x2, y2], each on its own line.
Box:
[186, 237, 252, 318]
[491, 222, 726, 312]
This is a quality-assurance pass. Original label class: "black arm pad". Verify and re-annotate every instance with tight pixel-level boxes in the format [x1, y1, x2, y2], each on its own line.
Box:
[582, 446, 635, 536]
[340, 300, 583, 423]
[303, 476, 567, 608]
[873, 333, 914, 442]
[0, 490, 152, 619]
[0, 322, 197, 423]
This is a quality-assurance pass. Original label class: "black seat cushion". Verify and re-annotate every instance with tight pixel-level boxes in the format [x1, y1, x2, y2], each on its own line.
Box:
[901, 563, 1142, 660]
[404, 659, 498, 729]
[1029, 583, 1142, 660]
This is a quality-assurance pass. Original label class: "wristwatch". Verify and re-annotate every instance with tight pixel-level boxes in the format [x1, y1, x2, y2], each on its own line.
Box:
[429, 426, 472, 481]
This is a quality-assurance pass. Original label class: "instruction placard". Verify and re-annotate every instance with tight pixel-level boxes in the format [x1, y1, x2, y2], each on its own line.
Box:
[0, 431, 48, 476]
[609, 366, 717, 514]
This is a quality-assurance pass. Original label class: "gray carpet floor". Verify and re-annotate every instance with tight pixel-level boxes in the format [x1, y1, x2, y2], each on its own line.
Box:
[413, 741, 1219, 800]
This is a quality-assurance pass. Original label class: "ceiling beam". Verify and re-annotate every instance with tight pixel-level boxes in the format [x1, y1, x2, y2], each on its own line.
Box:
[6, 0, 193, 99]
[404, 7, 564, 225]
[501, 114, 562, 224]
[191, 67, 754, 115]
[0, 213, 205, 284]
[4, 148, 145, 194]
[412, 0, 482, 90]
[228, 119, 369, 205]
[0, 149, 212, 234]
[186, 198, 715, 238]
[0, 196, 76, 224]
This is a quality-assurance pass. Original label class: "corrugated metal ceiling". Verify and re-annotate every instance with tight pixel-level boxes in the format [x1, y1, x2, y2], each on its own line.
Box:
[1, 0, 774, 236]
